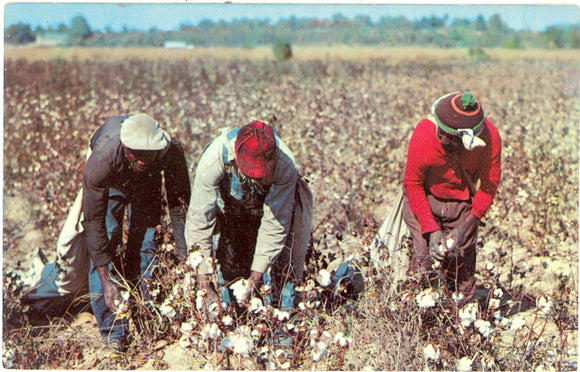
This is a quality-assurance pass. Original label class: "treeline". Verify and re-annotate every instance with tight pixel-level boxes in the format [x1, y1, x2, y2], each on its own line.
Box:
[5, 13, 580, 49]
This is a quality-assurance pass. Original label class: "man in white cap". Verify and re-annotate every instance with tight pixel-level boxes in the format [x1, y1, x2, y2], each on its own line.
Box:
[23, 113, 190, 352]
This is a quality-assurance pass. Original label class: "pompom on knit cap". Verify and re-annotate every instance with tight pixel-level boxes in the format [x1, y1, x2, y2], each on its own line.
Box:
[433, 92, 485, 134]
[120, 113, 170, 150]
[235, 120, 276, 179]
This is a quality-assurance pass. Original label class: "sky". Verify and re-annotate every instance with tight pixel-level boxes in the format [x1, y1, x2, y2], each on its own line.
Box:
[3, 1, 580, 32]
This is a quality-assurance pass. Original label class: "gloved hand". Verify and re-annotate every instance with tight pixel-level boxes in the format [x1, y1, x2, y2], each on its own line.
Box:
[428, 229, 447, 261]
[446, 214, 480, 252]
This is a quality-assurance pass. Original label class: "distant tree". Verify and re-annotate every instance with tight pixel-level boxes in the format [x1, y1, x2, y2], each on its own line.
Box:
[273, 39, 292, 61]
[473, 15, 487, 31]
[488, 14, 508, 32]
[5, 23, 35, 44]
[57, 23, 68, 32]
[543, 26, 565, 48]
[68, 15, 92, 45]
[504, 33, 523, 49]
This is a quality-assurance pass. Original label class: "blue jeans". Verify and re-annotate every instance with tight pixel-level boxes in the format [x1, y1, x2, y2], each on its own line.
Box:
[88, 189, 157, 344]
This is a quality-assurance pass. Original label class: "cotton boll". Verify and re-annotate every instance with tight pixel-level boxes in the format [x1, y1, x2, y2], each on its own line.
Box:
[222, 315, 233, 326]
[230, 279, 250, 304]
[457, 357, 473, 371]
[474, 319, 494, 337]
[250, 297, 264, 313]
[159, 300, 176, 318]
[458, 302, 478, 327]
[423, 343, 440, 361]
[221, 326, 254, 356]
[201, 322, 222, 340]
[187, 251, 204, 269]
[415, 288, 440, 308]
[334, 332, 352, 347]
[178, 335, 192, 349]
[537, 295, 553, 315]
[273, 308, 290, 321]
[316, 269, 332, 287]
[510, 315, 526, 331]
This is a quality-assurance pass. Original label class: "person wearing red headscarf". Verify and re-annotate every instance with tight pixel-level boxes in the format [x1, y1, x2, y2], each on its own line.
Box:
[402, 92, 502, 306]
[186, 119, 311, 315]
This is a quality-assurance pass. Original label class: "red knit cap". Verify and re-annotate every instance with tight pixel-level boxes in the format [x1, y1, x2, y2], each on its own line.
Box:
[434, 92, 484, 134]
[235, 120, 276, 179]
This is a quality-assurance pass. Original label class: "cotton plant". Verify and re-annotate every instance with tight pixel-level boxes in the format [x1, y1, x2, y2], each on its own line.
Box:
[310, 329, 332, 362]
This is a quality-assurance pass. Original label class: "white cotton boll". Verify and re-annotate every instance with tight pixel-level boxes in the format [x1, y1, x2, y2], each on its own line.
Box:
[187, 251, 204, 269]
[222, 315, 233, 326]
[285, 323, 296, 332]
[456, 356, 473, 371]
[273, 308, 290, 321]
[493, 287, 503, 298]
[423, 343, 440, 361]
[316, 269, 332, 287]
[486, 262, 495, 272]
[2, 345, 15, 369]
[159, 300, 176, 318]
[537, 296, 553, 315]
[178, 335, 192, 349]
[196, 290, 206, 310]
[452, 291, 465, 302]
[510, 315, 526, 331]
[120, 290, 130, 302]
[488, 298, 501, 310]
[334, 332, 352, 347]
[458, 302, 478, 327]
[280, 361, 291, 369]
[250, 297, 264, 313]
[201, 322, 222, 340]
[230, 279, 250, 304]
[415, 288, 440, 308]
[298, 302, 307, 311]
[205, 258, 214, 274]
[183, 272, 196, 288]
[474, 319, 494, 338]
[221, 326, 254, 356]
[181, 321, 195, 336]
[312, 340, 329, 362]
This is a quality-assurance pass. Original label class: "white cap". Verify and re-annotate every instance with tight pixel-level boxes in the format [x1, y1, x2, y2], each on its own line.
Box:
[120, 113, 169, 150]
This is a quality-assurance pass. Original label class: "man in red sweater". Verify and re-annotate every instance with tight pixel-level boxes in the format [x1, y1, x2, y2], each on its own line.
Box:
[402, 92, 501, 306]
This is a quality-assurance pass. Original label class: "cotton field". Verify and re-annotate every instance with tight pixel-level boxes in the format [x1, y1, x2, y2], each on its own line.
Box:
[3, 48, 578, 370]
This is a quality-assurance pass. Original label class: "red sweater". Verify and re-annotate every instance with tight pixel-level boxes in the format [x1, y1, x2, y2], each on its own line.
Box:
[403, 118, 501, 235]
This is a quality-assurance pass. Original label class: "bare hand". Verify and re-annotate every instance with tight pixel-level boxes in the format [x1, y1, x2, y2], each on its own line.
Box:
[96, 265, 121, 313]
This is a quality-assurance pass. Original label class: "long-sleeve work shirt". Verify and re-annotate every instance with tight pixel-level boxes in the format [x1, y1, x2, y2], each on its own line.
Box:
[403, 118, 501, 235]
[185, 129, 298, 275]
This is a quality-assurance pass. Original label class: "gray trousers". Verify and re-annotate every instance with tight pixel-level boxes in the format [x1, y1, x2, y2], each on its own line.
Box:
[402, 194, 477, 300]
